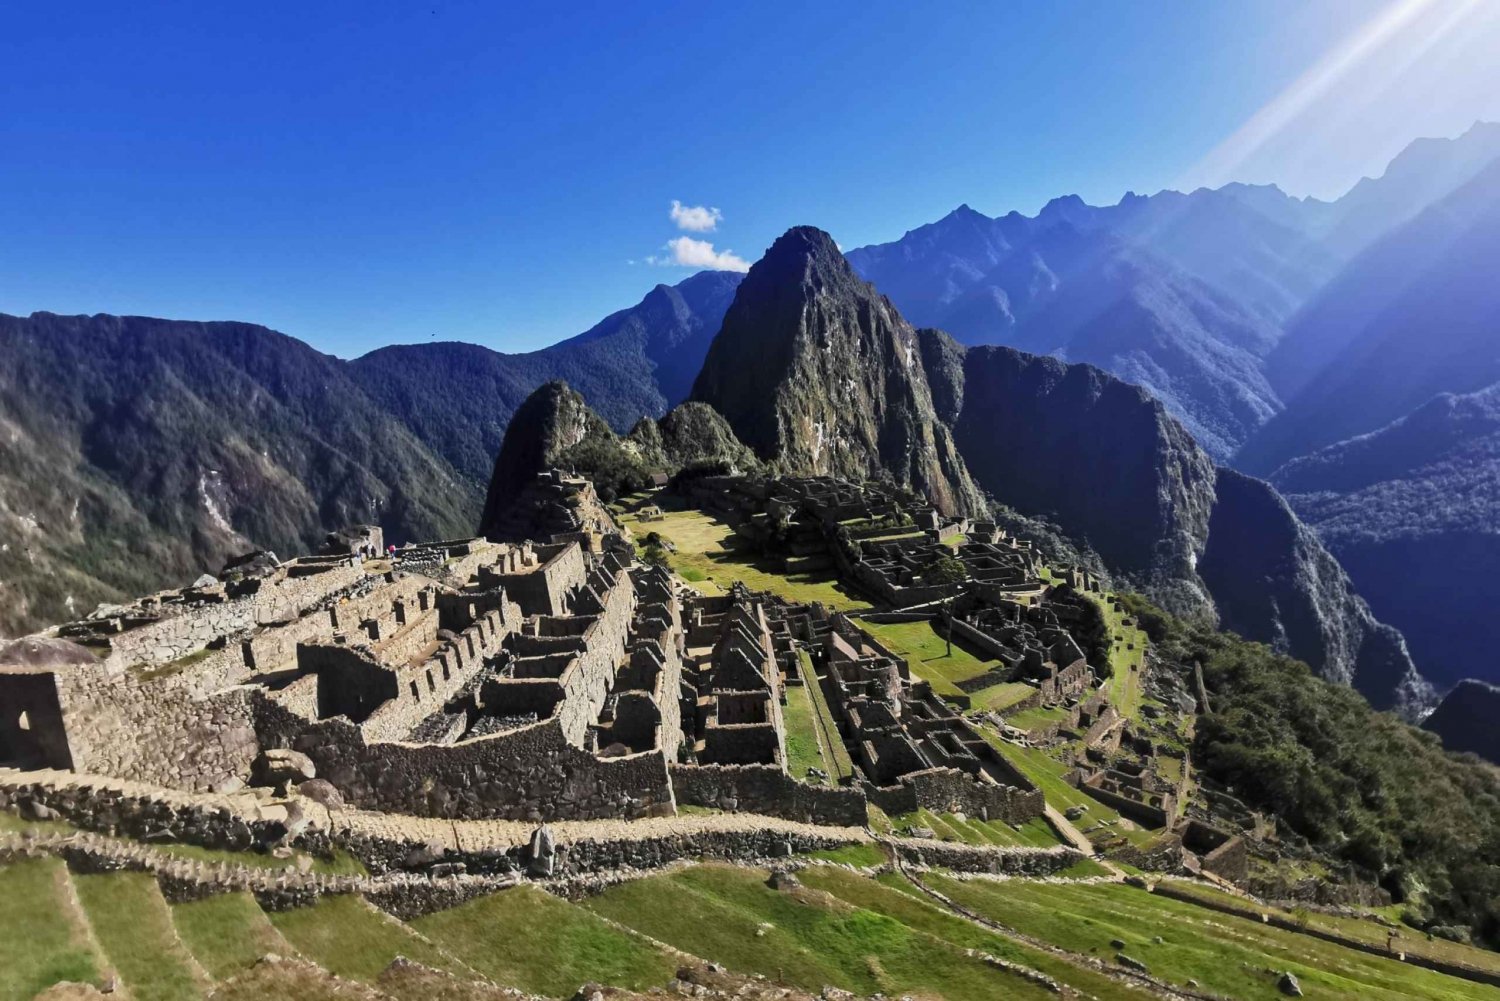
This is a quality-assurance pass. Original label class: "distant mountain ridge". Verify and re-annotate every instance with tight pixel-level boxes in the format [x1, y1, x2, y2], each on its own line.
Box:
[0, 272, 740, 637]
[691, 227, 1427, 711]
[845, 122, 1500, 462]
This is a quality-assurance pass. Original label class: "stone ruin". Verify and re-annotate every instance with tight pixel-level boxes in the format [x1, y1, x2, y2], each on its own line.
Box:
[0, 470, 1050, 833]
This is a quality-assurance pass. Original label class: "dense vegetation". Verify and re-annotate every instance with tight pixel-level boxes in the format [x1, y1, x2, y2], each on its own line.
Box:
[1120, 593, 1500, 945]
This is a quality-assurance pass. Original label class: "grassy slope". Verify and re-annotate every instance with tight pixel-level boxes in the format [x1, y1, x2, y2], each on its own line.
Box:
[800, 868, 1153, 1000]
[781, 680, 831, 781]
[270, 895, 464, 983]
[0, 859, 100, 1001]
[620, 505, 869, 610]
[584, 863, 1057, 1001]
[73, 871, 208, 1001]
[411, 884, 677, 997]
[1157, 879, 1500, 977]
[172, 891, 294, 981]
[797, 650, 855, 781]
[890, 806, 1063, 849]
[974, 731, 1161, 847]
[931, 876, 1494, 1001]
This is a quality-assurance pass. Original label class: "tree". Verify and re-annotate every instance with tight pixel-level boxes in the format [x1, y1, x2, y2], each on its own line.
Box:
[927, 554, 969, 657]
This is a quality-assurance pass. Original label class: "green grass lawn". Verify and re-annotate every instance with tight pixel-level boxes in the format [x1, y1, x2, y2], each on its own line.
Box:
[171, 891, 291, 981]
[1156, 879, 1500, 977]
[0, 859, 101, 1001]
[584, 863, 1058, 1001]
[621, 507, 869, 610]
[412, 884, 677, 997]
[1089, 593, 1148, 720]
[801, 868, 1154, 1000]
[781, 680, 831, 782]
[270, 894, 464, 983]
[929, 877, 1494, 1001]
[797, 651, 855, 781]
[73, 871, 208, 1001]
[975, 731, 1161, 848]
[1003, 703, 1070, 732]
[856, 618, 1014, 707]
[891, 807, 1063, 848]
[804, 843, 889, 868]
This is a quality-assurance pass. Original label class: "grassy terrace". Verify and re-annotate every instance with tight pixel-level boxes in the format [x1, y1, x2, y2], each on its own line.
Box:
[618, 501, 869, 611]
[585, 863, 1060, 1001]
[171, 891, 291, 982]
[1088, 591, 1148, 720]
[0, 858, 100, 1001]
[1156, 879, 1500, 978]
[785, 650, 855, 783]
[73, 871, 207, 1001]
[928, 876, 1496, 1001]
[807, 869, 1154, 1000]
[856, 617, 1034, 712]
[270, 894, 466, 983]
[413, 883, 677, 996]
[799, 649, 856, 780]
[890, 806, 1064, 848]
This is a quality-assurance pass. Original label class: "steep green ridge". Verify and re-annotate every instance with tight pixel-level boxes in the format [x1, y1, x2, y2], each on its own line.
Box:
[691, 226, 986, 517]
[1121, 592, 1500, 945]
[925, 329, 1426, 711]
[351, 270, 741, 485]
[0, 311, 478, 639]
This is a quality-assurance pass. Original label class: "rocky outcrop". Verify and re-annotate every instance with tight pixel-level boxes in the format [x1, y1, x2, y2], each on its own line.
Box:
[1200, 470, 1429, 711]
[929, 334, 1426, 711]
[1424, 680, 1500, 763]
[691, 227, 986, 517]
[945, 337, 1216, 614]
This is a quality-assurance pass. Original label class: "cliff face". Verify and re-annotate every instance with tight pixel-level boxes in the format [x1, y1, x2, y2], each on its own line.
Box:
[944, 338, 1217, 612]
[925, 331, 1426, 711]
[1200, 470, 1429, 711]
[691, 227, 985, 517]
[0, 311, 478, 638]
[1424, 680, 1500, 763]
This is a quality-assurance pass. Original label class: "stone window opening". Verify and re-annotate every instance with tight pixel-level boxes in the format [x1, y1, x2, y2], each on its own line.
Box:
[426, 669, 436, 693]
[409, 680, 420, 700]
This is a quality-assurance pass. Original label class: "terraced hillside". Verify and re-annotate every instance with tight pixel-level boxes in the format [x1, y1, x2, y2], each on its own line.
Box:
[4, 841, 1495, 1001]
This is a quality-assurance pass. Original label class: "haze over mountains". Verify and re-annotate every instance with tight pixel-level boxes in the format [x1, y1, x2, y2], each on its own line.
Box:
[3, 123, 1499, 726]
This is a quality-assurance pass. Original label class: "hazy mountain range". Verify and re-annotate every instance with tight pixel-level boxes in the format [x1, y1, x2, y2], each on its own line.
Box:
[3, 124, 1499, 724]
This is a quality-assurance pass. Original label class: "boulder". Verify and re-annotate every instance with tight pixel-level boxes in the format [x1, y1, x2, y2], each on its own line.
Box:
[252, 749, 315, 789]
[767, 870, 801, 891]
[296, 778, 345, 810]
[528, 824, 557, 877]
[1278, 972, 1303, 996]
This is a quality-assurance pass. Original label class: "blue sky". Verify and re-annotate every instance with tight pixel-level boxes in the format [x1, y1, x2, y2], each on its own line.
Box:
[3, 1, 1498, 356]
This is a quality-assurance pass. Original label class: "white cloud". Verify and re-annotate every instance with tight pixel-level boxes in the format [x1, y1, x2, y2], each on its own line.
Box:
[649, 236, 751, 273]
[669, 200, 723, 232]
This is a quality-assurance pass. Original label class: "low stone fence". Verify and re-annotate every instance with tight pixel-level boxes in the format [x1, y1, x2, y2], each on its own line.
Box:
[668, 763, 868, 827]
[864, 767, 1043, 827]
[0, 767, 332, 858]
[886, 837, 1081, 875]
[854, 611, 935, 625]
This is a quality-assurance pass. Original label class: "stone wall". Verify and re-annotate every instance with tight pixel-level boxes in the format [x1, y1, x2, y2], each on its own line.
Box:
[257, 698, 674, 821]
[54, 668, 260, 793]
[668, 763, 868, 827]
[864, 767, 1043, 826]
[889, 838, 1081, 874]
[0, 770, 330, 857]
[97, 560, 365, 674]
